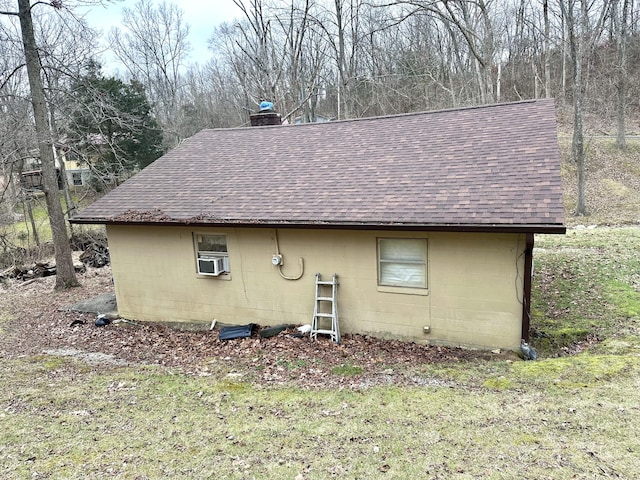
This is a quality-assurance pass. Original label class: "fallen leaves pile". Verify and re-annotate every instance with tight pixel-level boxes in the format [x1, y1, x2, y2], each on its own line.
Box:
[0, 266, 501, 388]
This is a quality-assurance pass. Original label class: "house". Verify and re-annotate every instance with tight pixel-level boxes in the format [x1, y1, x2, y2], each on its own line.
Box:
[18, 146, 89, 190]
[70, 99, 565, 350]
[61, 150, 91, 187]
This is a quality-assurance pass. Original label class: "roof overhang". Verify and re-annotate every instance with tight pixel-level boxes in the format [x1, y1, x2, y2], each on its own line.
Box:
[69, 217, 567, 234]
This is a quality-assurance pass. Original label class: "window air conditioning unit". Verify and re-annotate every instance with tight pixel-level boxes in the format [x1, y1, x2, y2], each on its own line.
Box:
[198, 257, 225, 276]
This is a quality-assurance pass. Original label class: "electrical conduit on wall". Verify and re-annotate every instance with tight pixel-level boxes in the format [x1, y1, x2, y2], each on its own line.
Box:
[273, 229, 304, 280]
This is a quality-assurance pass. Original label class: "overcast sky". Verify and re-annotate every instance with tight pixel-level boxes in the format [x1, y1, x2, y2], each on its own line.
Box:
[77, 0, 243, 69]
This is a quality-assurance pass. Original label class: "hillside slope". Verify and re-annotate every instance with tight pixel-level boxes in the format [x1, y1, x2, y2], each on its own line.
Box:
[559, 137, 640, 226]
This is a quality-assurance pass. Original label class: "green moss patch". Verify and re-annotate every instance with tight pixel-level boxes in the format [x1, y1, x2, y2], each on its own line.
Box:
[605, 281, 640, 318]
[482, 377, 512, 390]
[513, 355, 635, 387]
[331, 363, 364, 376]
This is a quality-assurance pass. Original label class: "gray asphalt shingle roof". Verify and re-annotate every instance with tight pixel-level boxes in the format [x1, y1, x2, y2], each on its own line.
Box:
[71, 99, 565, 233]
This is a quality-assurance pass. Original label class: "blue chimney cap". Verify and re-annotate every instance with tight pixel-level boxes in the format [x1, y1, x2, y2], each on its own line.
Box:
[259, 101, 274, 111]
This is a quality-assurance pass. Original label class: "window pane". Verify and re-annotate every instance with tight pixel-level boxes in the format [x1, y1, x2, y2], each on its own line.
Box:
[72, 173, 81, 185]
[378, 238, 427, 288]
[197, 235, 227, 253]
[380, 238, 426, 262]
[380, 263, 425, 287]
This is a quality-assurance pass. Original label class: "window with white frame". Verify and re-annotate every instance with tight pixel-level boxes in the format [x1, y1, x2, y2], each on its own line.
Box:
[378, 238, 428, 288]
[194, 234, 229, 276]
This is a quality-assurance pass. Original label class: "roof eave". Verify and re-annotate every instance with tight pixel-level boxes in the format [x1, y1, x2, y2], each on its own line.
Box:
[69, 217, 567, 234]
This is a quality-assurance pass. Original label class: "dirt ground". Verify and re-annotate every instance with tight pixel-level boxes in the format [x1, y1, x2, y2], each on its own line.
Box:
[0, 265, 506, 388]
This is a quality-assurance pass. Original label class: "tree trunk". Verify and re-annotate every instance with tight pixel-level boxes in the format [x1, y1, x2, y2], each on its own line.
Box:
[52, 144, 75, 236]
[48, 103, 76, 235]
[543, 0, 551, 98]
[17, 0, 79, 288]
[1, 156, 18, 219]
[560, 0, 586, 215]
[496, 62, 501, 102]
[568, 0, 587, 216]
[334, 0, 348, 119]
[561, 10, 567, 103]
[614, 0, 629, 149]
[25, 196, 40, 247]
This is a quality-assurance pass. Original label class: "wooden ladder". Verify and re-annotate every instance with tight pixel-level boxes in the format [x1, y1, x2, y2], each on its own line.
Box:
[311, 273, 340, 344]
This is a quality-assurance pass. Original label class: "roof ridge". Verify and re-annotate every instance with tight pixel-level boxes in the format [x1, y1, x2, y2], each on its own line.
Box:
[195, 98, 550, 135]
[320, 98, 546, 126]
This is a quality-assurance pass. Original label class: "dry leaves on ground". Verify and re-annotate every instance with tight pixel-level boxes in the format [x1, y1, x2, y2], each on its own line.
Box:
[0, 266, 500, 388]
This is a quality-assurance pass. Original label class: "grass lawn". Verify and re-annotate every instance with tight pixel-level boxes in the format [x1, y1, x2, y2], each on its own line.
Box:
[2, 227, 640, 479]
[1, 354, 639, 479]
[1, 190, 95, 252]
[1, 193, 52, 247]
[532, 227, 640, 354]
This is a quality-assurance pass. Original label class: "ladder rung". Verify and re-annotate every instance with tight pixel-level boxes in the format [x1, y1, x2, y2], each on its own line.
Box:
[317, 297, 333, 301]
[315, 313, 334, 318]
[316, 281, 336, 285]
[313, 329, 336, 335]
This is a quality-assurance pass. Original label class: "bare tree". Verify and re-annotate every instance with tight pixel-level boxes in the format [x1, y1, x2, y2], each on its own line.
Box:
[109, 0, 190, 147]
[0, 23, 27, 219]
[561, 0, 587, 216]
[543, 0, 552, 98]
[229, 0, 287, 108]
[210, 0, 326, 123]
[391, 0, 505, 105]
[0, 88, 40, 244]
[1, 0, 79, 287]
[179, 60, 249, 130]
[328, 0, 365, 118]
[613, 0, 629, 149]
[38, 10, 100, 229]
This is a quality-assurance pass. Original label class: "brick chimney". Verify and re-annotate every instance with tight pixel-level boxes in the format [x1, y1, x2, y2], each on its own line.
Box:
[249, 101, 282, 126]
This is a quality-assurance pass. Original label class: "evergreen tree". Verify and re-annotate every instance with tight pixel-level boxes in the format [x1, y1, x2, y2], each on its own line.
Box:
[66, 62, 164, 184]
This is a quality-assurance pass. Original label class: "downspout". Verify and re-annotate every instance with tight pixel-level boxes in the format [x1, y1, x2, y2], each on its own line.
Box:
[521, 233, 535, 341]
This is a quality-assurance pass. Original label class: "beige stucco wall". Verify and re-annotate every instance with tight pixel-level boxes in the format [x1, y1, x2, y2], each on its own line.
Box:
[106, 225, 526, 349]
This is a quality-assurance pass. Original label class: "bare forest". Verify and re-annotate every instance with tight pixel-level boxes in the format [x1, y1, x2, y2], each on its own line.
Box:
[1, 0, 639, 284]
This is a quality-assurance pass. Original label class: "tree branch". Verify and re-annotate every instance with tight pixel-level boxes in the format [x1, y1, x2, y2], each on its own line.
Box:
[0, 64, 26, 91]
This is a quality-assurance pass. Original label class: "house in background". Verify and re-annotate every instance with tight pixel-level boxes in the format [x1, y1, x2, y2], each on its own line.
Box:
[71, 99, 565, 350]
[19, 149, 64, 192]
[61, 150, 91, 187]
[18, 146, 90, 191]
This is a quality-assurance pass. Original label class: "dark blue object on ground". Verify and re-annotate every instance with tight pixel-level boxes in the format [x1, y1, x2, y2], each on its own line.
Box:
[95, 314, 111, 327]
[218, 324, 255, 340]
